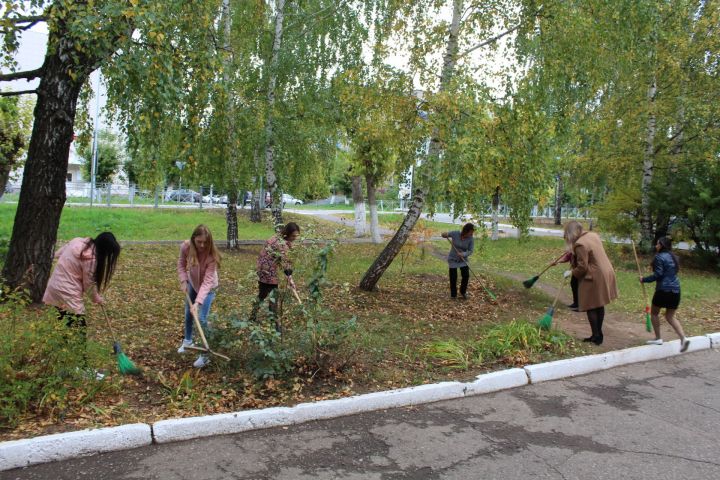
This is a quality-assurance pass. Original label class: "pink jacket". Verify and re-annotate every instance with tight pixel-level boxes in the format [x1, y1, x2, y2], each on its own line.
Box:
[177, 240, 218, 305]
[43, 237, 103, 315]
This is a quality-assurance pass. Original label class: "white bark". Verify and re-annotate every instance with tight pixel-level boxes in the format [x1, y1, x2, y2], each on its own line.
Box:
[640, 77, 657, 247]
[351, 175, 366, 236]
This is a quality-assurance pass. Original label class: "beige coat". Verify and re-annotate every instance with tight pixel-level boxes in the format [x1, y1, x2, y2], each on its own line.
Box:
[571, 231, 618, 311]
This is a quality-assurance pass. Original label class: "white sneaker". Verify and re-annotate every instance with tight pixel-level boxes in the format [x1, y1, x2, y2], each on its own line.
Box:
[177, 340, 193, 354]
[646, 339, 663, 345]
[193, 355, 210, 368]
[95, 371, 106, 381]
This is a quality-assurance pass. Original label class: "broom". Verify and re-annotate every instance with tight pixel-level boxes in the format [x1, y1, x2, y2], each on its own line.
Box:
[523, 252, 567, 289]
[631, 240, 653, 332]
[447, 238, 497, 301]
[537, 276, 568, 330]
[100, 305, 142, 375]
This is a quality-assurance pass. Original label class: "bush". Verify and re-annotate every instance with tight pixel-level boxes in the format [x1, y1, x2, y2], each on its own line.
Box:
[422, 320, 576, 370]
[0, 290, 111, 429]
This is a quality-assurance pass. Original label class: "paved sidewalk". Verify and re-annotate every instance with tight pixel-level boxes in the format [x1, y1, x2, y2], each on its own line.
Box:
[4, 349, 718, 479]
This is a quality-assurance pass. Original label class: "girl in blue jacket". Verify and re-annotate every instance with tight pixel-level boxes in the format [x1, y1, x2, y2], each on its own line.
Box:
[640, 236, 689, 352]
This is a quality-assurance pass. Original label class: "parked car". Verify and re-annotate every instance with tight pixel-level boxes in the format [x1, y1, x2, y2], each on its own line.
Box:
[165, 189, 201, 203]
[281, 193, 303, 206]
[202, 194, 228, 204]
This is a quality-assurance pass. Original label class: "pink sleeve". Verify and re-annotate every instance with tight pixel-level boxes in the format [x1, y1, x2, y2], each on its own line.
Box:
[54, 243, 68, 259]
[195, 258, 217, 305]
[81, 256, 102, 302]
[177, 241, 189, 283]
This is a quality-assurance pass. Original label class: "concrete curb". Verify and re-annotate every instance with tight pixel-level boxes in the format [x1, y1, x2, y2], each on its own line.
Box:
[524, 335, 711, 384]
[0, 423, 151, 472]
[3, 333, 718, 470]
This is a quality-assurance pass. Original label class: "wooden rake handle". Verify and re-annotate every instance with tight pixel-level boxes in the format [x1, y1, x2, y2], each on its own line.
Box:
[537, 252, 568, 277]
[184, 292, 230, 361]
[630, 240, 650, 306]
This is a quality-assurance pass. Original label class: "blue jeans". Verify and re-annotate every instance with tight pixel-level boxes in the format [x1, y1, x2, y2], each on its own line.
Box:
[184, 285, 216, 342]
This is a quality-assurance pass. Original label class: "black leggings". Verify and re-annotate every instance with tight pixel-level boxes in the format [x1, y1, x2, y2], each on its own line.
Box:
[449, 266, 469, 297]
[586, 306, 605, 339]
[570, 276, 579, 306]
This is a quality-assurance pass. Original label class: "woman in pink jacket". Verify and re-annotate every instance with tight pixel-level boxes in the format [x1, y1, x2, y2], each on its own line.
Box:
[43, 232, 121, 348]
[176, 224, 220, 368]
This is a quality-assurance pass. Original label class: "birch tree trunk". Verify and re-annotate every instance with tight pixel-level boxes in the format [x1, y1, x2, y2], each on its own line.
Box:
[366, 174, 381, 243]
[491, 186, 500, 241]
[221, 0, 239, 248]
[640, 77, 657, 250]
[351, 175, 366, 237]
[359, 0, 463, 291]
[264, 0, 286, 229]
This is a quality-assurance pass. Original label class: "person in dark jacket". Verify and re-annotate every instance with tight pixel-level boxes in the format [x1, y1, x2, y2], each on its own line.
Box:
[441, 223, 475, 299]
[640, 236, 689, 352]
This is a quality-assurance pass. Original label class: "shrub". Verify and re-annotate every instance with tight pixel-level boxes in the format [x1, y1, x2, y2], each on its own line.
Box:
[0, 290, 111, 429]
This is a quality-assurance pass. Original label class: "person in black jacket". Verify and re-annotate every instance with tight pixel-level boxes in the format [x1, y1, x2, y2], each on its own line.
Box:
[640, 236, 689, 352]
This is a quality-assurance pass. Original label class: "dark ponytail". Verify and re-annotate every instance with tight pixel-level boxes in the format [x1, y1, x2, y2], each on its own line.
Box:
[92, 232, 121, 291]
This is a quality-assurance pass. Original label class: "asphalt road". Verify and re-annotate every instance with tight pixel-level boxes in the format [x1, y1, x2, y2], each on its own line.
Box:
[3, 349, 719, 480]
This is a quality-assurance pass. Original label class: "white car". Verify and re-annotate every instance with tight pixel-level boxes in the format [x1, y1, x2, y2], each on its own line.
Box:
[281, 193, 303, 206]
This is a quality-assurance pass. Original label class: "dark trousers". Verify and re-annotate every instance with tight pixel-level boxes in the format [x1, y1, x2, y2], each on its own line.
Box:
[570, 276, 579, 306]
[449, 266, 469, 297]
[252, 282, 281, 332]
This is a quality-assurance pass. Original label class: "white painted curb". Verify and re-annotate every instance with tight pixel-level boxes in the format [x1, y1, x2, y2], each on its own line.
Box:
[524, 335, 711, 384]
[152, 374, 532, 444]
[707, 332, 720, 348]
[465, 368, 528, 396]
[0, 423, 151, 472]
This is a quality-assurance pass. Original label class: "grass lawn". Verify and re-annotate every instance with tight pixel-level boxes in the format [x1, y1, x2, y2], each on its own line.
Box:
[1, 207, 718, 440]
[0, 203, 344, 242]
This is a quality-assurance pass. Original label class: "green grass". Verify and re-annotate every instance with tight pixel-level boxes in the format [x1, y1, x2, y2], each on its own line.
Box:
[0, 203, 276, 241]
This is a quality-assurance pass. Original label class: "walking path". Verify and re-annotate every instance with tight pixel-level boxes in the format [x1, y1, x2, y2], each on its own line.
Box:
[4, 350, 718, 479]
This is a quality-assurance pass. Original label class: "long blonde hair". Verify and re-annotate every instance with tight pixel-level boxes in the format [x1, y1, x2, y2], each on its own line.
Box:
[563, 220, 584, 245]
[187, 224, 221, 267]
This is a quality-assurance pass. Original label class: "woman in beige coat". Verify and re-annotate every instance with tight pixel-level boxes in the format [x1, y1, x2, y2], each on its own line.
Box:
[564, 221, 618, 345]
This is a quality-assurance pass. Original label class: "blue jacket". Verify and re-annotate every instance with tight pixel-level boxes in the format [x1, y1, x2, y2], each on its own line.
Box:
[642, 251, 680, 293]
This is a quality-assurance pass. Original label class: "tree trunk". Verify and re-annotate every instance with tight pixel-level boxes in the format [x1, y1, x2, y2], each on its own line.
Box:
[351, 175, 366, 237]
[221, 0, 240, 248]
[0, 164, 11, 200]
[250, 189, 262, 222]
[554, 174, 563, 225]
[359, 0, 462, 291]
[366, 174, 381, 243]
[2, 42, 89, 301]
[491, 185, 500, 241]
[225, 190, 239, 249]
[264, 0, 286, 230]
[640, 77, 657, 250]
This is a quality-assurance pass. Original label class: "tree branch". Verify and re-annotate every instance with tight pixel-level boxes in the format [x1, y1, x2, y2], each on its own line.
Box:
[0, 68, 44, 82]
[457, 6, 545, 60]
[3, 15, 47, 31]
[0, 89, 38, 97]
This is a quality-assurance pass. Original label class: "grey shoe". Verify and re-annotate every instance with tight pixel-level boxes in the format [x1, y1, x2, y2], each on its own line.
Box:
[177, 340, 193, 354]
[193, 355, 210, 368]
[680, 339, 690, 353]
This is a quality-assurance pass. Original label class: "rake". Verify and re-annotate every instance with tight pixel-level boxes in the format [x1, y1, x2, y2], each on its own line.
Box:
[631, 240, 653, 332]
[184, 293, 231, 361]
[100, 305, 142, 375]
[523, 252, 567, 289]
[537, 276, 568, 330]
